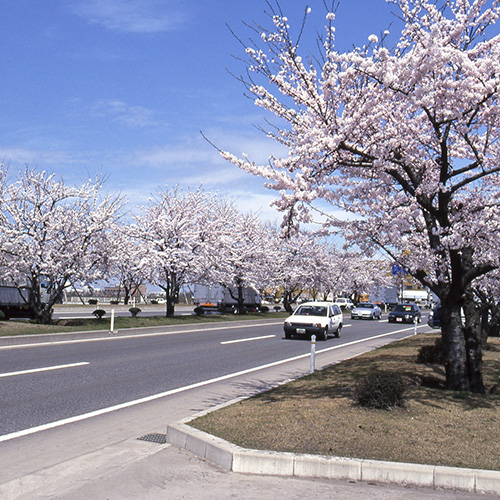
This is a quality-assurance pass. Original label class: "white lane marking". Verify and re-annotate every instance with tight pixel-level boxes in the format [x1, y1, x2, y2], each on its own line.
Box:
[0, 362, 89, 379]
[221, 335, 276, 345]
[0, 322, 284, 351]
[0, 324, 424, 443]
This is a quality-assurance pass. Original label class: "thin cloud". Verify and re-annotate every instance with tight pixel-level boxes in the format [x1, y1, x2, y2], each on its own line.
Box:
[90, 99, 160, 128]
[0, 147, 75, 167]
[71, 0, 186, 34]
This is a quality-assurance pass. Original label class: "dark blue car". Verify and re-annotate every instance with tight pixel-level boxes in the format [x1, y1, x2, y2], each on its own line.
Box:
[428, 303, 441, 329]
[388, 303, 421, 323]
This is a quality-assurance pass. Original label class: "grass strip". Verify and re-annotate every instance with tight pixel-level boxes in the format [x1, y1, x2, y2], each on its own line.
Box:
[0, 312, 289, 337]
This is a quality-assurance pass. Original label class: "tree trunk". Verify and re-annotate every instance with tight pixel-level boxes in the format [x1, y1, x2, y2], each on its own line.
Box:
[440, 299, 470, 391]
[123, 287, 130, 305]
[27, 276, 54, 324]
[161, 273, 177, 318]
[166, 296, 175, 318]
[463, 292, 485, 393]
[283, 288, 302, 313]
[440, 297, 484, 393]
[283, 291, 294, 313]
[38, 306, 54, 324]
[236, 284, 246, 314]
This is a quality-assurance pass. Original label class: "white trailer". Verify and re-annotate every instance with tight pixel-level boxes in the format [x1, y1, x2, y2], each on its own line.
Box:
[193, 284, 262, 314]
[401, 289, 430, 306]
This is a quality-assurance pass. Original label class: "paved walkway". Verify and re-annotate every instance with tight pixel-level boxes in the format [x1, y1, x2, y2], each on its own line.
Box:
[1, 439, 497, 500]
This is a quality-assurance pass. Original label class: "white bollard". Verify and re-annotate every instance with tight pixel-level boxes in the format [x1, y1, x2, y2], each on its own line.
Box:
[310, 335, 316, 373]
[414, 316, 418, 335]
[110, 308, 115, 334]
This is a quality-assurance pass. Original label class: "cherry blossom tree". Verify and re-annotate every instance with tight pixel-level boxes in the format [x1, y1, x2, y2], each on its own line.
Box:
[133, 186, 231, 317]
[327, 252, 392, 305]
[269, 227, 390, 311]
[270, 228, 326, 312]
[108, 225, 148, 304]
[0, 167, 124, 323]
[204, 211, 277, 314]
[223, 0, 500, 391]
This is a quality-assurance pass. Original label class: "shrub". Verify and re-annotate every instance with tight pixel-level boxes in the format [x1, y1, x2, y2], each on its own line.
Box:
[88, 298, 98, 305]
[129, 307, 141, 318]
[92, 309, 106, 319]
[417, 338, 445, 365]
[353, 372, 407, 410]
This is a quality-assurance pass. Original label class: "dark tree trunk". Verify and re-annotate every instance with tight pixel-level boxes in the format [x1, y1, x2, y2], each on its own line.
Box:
[283, 288, 302, 313]
[236, 284, 246, 314]
[283, 291, 294, 314]
[161, 272, 178, 318]
[123, 287, 131, 305]
[440, 299, 470, 392]
[440, 296, 484, 393]
[463, 292, 485, 393]
[27, 276, 54, 324]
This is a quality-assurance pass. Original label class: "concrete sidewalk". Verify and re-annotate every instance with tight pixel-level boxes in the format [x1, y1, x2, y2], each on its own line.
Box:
[167, 418, 500, 498]
[1, 437, 498, 500]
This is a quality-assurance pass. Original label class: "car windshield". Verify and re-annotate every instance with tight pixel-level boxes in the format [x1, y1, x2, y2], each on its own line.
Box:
[394, 305, 413, 312]
[295, 305, 327, 317]
[356, 303, 374, 309]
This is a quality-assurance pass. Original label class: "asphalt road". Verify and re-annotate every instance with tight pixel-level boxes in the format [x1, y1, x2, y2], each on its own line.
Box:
[0, 315, 423, 439]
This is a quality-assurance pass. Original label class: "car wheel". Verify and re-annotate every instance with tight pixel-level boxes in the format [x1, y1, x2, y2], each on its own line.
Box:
[285, 331, 291, 339]
[321, 328, 328, 341]
[335, 323, 342, 338]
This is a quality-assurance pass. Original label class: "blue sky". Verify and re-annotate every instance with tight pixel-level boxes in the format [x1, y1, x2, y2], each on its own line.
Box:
[1, 0, 397, 220]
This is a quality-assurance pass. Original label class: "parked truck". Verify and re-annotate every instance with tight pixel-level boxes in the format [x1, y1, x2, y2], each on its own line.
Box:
[0, 281, 34, 319]
[193, 284, 262, 314]
[0, 279, 51, 320]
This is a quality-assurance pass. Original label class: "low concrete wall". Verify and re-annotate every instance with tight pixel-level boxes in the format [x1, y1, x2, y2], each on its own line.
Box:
[166, 421, 500, 496]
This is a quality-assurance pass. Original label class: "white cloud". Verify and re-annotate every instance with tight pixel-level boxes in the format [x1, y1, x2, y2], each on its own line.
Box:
[71, 0, 186, 34]
[90, 99, 160, 128]
[0, 147, 75, 167]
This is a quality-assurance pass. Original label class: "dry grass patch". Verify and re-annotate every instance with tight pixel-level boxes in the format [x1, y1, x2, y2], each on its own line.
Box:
[191, 331, 500, 471]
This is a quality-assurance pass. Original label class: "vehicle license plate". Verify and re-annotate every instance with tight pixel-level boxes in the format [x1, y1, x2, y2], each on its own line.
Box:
[296, 328, 306, 334]
[397, 318, 402, 322]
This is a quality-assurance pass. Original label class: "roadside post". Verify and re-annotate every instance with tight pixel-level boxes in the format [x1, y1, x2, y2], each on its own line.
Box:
[414, 315, 418, 335]
[310, 335, 316, 373]
[110, 308, 115, 335]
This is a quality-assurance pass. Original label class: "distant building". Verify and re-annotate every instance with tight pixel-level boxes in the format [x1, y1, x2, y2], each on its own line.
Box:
[102, 284, 147, 301]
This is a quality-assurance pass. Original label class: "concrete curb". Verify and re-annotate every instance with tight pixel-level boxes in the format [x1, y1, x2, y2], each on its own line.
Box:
[166, 420, 500, 496]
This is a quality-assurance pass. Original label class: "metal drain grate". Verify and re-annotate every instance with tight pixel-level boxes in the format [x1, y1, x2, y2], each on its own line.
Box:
[137, 433, 167, 444]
